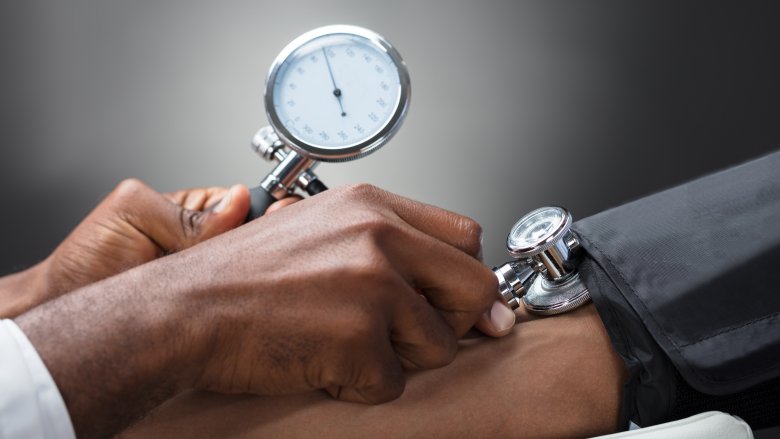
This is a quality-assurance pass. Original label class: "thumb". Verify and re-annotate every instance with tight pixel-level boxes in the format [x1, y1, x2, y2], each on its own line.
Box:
[197, 184, 251, 240]
[474, 300, 517, 337]
[108, 180, 249, 253]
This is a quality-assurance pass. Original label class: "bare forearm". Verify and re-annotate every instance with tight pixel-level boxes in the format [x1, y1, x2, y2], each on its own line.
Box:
[15, 258, 196, 438]
[122, 304, 626, 439]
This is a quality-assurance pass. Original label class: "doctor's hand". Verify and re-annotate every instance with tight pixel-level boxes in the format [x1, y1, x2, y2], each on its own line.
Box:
[17, 184, 503, 438]
[0, 178, 297, 318]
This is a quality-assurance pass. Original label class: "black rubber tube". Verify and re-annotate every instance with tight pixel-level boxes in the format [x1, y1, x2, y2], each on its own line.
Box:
[246, 185, 277, 222]
[305, 179, 328, 196]
[246, 178, 329, 222]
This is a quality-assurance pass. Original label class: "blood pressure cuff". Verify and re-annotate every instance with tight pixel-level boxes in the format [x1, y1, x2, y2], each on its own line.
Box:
[570, 150, 780, 429]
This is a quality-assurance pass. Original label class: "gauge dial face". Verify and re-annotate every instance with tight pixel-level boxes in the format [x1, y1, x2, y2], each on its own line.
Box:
[507, 207, 570, 255]
[266, 26, 410, 161]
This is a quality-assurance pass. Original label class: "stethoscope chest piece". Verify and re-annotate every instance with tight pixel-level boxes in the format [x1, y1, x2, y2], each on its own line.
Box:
[494, 206, 591, 316]
[523, 272, 590, 316]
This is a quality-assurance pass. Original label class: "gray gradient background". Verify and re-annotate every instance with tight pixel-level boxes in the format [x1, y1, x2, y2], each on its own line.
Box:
[1, 2, 780, 435]
[0, 0, 777, 274]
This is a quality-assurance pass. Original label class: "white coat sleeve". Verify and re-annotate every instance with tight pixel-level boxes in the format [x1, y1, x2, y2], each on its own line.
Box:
[0, 319, 76, 439]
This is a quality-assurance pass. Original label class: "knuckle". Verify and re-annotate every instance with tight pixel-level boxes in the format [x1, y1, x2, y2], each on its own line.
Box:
[340, 183, 384, 201]
[360, 359, 405, 404]
[460, 267, 499, 313]
[373, 375, 405, 403]
[329, 303, 386, 354]
[111, 178, 149, 202]
[351, 260, 398, 288]
[343, 211, 401, 247]
[411, 323, 458, 369]
[432, 335, 458, 367]
[459, 216, 483, 241]
[456, 216, 484, 256]
[406, 343, 458, 371]
[341, 243, 402, 292]
[341, 311, 380, 347]
[359, 214, 398, 241]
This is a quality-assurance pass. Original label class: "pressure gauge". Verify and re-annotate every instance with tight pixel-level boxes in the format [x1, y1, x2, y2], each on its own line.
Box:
[266, 25, 410, 162]
[246, 25, 411, 220]
[494, 207, 591, 316]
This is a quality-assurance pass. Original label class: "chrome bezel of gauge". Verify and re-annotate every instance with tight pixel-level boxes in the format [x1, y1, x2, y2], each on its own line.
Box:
[264, 25, 411, 163]
[506, 206, 573, 258]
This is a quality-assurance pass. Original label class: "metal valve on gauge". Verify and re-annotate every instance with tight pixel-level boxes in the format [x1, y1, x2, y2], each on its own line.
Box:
[245, 25, 411, 221]
[248, 126, 328, 218]
[493, 206, 591, 316]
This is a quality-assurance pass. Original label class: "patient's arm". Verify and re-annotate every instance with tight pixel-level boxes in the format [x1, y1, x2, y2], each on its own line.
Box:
[121, 304, 626, 439]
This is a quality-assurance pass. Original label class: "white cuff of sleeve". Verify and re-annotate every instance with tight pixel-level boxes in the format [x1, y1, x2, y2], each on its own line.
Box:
[0, 319, 76, 439]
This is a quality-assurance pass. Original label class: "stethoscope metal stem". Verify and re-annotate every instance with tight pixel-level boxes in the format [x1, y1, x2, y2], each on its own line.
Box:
[535, 237, 576, 280]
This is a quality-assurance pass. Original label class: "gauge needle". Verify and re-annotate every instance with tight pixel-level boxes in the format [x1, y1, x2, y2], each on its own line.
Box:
[322, 47, 347, 117]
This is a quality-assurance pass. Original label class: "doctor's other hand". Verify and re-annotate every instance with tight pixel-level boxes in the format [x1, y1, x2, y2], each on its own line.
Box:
[0, 178, 297, 318]
[16, 184, 502, 438]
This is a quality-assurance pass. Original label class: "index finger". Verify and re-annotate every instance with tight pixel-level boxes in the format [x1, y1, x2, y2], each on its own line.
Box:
[355, 185, 485, 260]
[378, 222, 499, 337]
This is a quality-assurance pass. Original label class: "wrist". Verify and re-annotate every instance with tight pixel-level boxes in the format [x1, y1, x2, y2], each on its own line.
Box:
[0, 260, 52, 317]
[100, 256, 202, 393]
[159, 251, 231, 390]
[15, 257, 198, 437]
[144, 256, 210, 391]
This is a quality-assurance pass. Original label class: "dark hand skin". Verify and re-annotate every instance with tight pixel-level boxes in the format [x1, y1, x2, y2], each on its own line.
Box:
[122, 304, 626, 439]
[14, 184, 499, 439]
[0, 179, 297, 318]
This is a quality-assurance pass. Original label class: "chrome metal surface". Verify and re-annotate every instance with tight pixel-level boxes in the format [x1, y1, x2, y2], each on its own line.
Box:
[259, 174, 284, 199]
[536, 234, 576, 280]
[522, 273, 591, 316]
[499, 206, 591, 316]
[260, 150, 315, 199]
[494, 261, 536, 310]
[251, 126, 286, 162]
[506, 207, 578, 281]
[565, 232, 580, 253]
[507, 206, 573, 258]
[296, 169, 320, 191]
[250, 26, 409, 203]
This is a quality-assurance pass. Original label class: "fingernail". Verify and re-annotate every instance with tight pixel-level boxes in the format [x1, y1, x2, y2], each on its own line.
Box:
[213, 186, 235, 213]
[489, 300, 516, 332]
